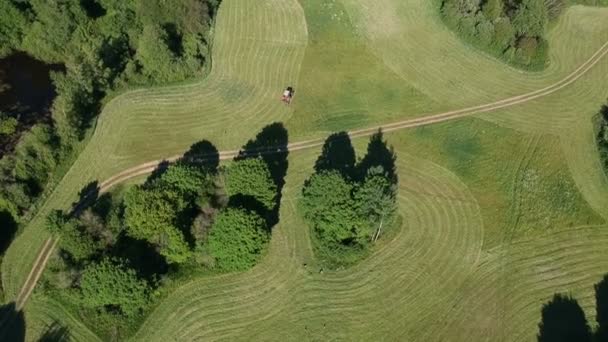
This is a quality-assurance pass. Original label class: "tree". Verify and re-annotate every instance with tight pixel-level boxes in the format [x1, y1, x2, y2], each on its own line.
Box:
[46, 210, 100, 261]
[123, 187, 192, 264]
[0, 1, 28, 56]
[80, 258, 150, 316]
[482, 0, 503, 21]
[512, 0, 548, 37]
[207, 208, 269, 271]
[0, 114, 18, 136]
[225, 158, 277, 211]
[13, 125, 57, 193]
[301, 171, 365, 245]
[354, 166, 397, 242]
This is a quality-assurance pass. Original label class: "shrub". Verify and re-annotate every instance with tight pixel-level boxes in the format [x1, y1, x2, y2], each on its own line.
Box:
[80, 258, 150, 316]
[225, 158, 277, 211]
[207, 208, 269, 271]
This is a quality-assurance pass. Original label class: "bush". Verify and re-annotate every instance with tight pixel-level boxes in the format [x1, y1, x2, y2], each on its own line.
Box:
[225, 158, 277, 211]
[80, 258, 150, 316]
[46, 210, 100, 262]
[207, 207, 269, 271]
[0, 114, 17, 136]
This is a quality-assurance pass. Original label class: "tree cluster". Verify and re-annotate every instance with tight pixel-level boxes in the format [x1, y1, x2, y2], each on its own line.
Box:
[441, 0, 552, 68]
[300, 131, 398, 268]
[44, 159, 218, 325]
[0, 0, 221, 255]
[440, 0, 608, 69]
[43, 124, 288, 336]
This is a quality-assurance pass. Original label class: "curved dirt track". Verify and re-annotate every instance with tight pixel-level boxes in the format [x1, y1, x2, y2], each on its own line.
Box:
[11, 38, 608, 319]
[99, 39, 608, 194]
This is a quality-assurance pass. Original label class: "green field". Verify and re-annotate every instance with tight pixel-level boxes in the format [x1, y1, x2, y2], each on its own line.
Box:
[5, 0, 608, 340]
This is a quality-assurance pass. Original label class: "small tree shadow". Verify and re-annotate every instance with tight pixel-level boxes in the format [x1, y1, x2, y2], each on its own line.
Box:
[538, 294, 592, 342]
[144, 160, 170, 187]
[70, 181, 99, 216]
[0, 302, 25, 342]
[596, 275, 608, 341]
[314, 131, 356, 179]
[357, 130, 397, 184]
[237, 122, 289, 227]
[38, 320, 70, 342]
[181, 140, 219, 173]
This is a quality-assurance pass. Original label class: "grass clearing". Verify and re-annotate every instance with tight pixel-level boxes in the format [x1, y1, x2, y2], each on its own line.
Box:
[3, 0, 608, 340]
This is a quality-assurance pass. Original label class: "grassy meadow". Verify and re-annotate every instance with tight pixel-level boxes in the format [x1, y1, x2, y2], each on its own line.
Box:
[3, 0, 608, 340]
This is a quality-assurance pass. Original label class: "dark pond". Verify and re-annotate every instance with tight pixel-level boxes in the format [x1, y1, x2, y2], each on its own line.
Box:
[0, 52, 64, 155]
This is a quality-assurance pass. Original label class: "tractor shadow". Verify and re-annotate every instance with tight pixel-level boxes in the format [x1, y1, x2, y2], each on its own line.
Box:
[236, 122, 289, 227]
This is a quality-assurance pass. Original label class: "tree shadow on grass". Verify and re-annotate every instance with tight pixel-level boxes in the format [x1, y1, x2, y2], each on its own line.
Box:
[70, 181, 99, 216]
[357, 130, 397, 184]
[0, 302, 25, 342]
[38, 320, 70, 342]
[181, 139, 219, 173]
[537, 294, 592, 342]
[237, 123, 289, 227]
[0, 209, 18, 255]
[144, 160, 170, 187]
[596, 274, 608, 341]
[314, 131, 356, 179]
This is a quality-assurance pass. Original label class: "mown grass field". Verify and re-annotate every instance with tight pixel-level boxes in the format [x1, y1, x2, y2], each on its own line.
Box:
[5, 0, 608, 340]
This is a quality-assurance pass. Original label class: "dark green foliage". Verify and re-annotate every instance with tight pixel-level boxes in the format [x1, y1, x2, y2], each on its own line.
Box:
[596, 104, 608, 184]
[225, 158, 277, 211]
[0, 2, 28, 57]
[80, 258, 150, 316]
[302, 171, 364, 245]
[12, 125, 58, 194]
[440, 0, 607, 69]
[46, 210, 100, 261]
[300, 131, 398, 268]
[440, 0, 549, 69]
[0, 113, 18, 136]
[207, 207, 269, 271]
[0, 0, 221, 234]
[122, 163, 214, 264]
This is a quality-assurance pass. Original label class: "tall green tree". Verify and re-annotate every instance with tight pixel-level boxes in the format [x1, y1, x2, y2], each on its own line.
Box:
[513, 0, 548, 37]
[301, 171, 365, 245]
[207, 208, 269, 271]
[354, 166, 397, 241]
[123, 187, 192, 264]
[80, 258, 150, 316]
[225, 158, 277, 211]
[46, 210, 100, 261]
[0, 1, 28, 56]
